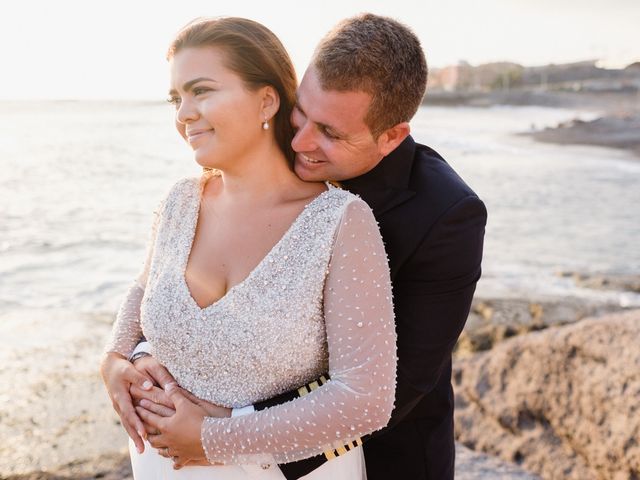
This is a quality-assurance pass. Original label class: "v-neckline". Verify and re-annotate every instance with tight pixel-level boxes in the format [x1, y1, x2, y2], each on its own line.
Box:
[181, 181, 332, 312]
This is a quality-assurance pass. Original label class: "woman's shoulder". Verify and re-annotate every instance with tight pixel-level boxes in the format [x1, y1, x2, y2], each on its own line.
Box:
[154, 177, 200, 216]
[161, 176, 200, 201]
[303, 185, 374, 228]
[323, 184, 370, 211]
[166, 176, 200, 196]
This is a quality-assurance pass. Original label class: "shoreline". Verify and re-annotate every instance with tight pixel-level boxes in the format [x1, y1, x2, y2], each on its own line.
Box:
[3, 445, 541, 480]
[2, 272, 637, 479]
[425, 89, 640, 157]
[523, 114, 640, 158]
[457, 271, 640, 356]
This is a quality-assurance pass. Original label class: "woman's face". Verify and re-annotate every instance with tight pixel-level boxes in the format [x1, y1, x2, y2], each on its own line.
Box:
[168, 47, 266, 170]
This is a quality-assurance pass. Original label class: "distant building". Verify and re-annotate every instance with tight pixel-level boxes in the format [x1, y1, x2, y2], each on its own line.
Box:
[429, 62, 522, 92]
[428, 59, 640, 93]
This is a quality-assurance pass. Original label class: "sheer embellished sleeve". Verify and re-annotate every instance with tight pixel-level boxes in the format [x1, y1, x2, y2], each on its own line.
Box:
[201, 198, 397, 465]
[103, 202, 162, 358]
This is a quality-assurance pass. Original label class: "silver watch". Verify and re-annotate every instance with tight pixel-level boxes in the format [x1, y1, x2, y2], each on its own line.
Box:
[130, 351, 151, 363]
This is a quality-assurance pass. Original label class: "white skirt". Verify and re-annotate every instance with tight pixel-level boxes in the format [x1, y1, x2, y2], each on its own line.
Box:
[129, 439, 366, 480]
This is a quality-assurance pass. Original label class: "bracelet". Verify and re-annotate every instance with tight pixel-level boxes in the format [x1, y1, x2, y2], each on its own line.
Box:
[130, 351, 151, 363]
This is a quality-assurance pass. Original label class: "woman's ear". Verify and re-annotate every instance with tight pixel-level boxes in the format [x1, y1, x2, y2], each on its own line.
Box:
[261, 85, 280, 122]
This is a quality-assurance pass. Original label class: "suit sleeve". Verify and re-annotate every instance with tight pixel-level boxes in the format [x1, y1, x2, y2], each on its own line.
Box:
[381, 194, 486, 429]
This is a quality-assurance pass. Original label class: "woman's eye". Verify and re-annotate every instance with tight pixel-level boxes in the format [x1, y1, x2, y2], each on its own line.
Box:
[166, 96, 181, 107]
[193, 87, 210, 96]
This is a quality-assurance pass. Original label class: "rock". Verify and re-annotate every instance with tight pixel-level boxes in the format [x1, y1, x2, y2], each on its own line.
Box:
[526, 114, 640, 157]
[453, 310, 640, 479]
[456, 297, 626, 355]
[456, 443, 541, 479]
[0, 452, 132, 479]
[557, 271, 640, 294]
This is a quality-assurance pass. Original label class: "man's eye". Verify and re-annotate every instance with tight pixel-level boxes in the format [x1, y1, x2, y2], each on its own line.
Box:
[322, 128, 339, 140]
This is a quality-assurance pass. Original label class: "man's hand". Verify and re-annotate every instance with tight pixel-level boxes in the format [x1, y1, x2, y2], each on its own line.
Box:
[181, 388, 232, 419]
[100, 352, 155, 453]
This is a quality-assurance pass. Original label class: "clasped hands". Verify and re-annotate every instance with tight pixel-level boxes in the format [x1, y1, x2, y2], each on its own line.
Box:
[100, 353, 232, 469]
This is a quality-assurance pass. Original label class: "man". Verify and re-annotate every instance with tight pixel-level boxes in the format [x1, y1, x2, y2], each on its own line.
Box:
[101, 13, 486, 479]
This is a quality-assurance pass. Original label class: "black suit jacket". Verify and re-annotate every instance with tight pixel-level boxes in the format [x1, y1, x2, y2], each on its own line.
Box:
[258, 136, 487, 480]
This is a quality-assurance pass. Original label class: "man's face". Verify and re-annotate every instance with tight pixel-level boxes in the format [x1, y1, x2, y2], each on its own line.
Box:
[291, 67, 385, 182]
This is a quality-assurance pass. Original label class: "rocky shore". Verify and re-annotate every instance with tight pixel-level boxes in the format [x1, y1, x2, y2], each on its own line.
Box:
[453, 309, 640, 479]
[526, 114, 640, 157]
[426, 89, 638, 112]
[2, 273, 638, 479]
[453, 273, 639, 478]
[426, 89, 640, 158]
[3, 445, 542, 480]
[0, 310, 538, 479]
[458, 295, 626, 355]
[0, 310, 127, 478]
[458, 271, 640, 356]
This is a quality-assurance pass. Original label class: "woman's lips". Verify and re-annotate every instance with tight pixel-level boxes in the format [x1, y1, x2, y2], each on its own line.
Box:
[187, 129, 213, 144]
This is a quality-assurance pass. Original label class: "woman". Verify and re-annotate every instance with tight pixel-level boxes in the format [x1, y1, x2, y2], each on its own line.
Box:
[102, 17, 396, 478]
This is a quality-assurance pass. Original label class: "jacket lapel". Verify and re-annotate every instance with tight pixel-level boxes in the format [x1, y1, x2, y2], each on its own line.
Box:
[342, 136, 417, 215]
[341, 136, 422, 279]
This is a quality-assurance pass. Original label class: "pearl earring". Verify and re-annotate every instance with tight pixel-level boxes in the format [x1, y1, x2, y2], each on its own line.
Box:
[262, 118, 270, 130]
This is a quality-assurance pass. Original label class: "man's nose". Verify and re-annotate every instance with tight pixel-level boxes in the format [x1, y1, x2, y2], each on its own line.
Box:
[291, 122, 317, 153]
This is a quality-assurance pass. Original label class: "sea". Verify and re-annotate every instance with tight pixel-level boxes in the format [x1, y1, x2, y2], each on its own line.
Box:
[1, 100, 640, 330]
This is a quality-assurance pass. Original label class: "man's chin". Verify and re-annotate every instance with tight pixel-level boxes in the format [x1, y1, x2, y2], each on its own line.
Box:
[294, 161, 324, 182]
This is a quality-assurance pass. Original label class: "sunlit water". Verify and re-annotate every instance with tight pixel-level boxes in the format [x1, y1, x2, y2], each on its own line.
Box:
[1, 101, 639, 327]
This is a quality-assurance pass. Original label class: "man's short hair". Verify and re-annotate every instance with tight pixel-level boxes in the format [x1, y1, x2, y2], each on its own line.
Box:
[312, 13, 427, 138]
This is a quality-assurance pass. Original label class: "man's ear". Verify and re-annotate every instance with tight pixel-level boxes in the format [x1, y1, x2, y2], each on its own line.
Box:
[376, 122, 410, 157]
[261, 85, 280, 121]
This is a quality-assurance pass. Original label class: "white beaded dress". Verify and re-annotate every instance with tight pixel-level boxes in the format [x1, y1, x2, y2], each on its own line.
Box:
[106, 177, 397, 479]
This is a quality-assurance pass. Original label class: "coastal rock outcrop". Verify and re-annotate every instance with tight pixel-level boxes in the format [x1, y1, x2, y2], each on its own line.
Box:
[528, 114, 640, 156]
[456, 443, 540, 479]
[557, 271, 640, 294]
[456, 297, 627, 354]
[453, 309, 640, 479]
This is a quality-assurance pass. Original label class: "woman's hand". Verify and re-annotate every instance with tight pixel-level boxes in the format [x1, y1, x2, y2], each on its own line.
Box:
[136, 383, 212, 469]
[129, 356, 177, 413]
[99, 352, 154, 453]
[133, 355, 177, 391]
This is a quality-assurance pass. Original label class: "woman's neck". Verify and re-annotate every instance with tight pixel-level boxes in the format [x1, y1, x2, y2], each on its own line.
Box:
[203, 143, 318, 205]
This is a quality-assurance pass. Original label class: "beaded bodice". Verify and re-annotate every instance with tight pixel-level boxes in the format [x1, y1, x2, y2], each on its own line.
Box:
[106, 177, 397, 465]
[142, 179, 350, 407]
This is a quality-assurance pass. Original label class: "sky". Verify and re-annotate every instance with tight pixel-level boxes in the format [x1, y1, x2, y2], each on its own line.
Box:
[1, 0, 638, 100]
